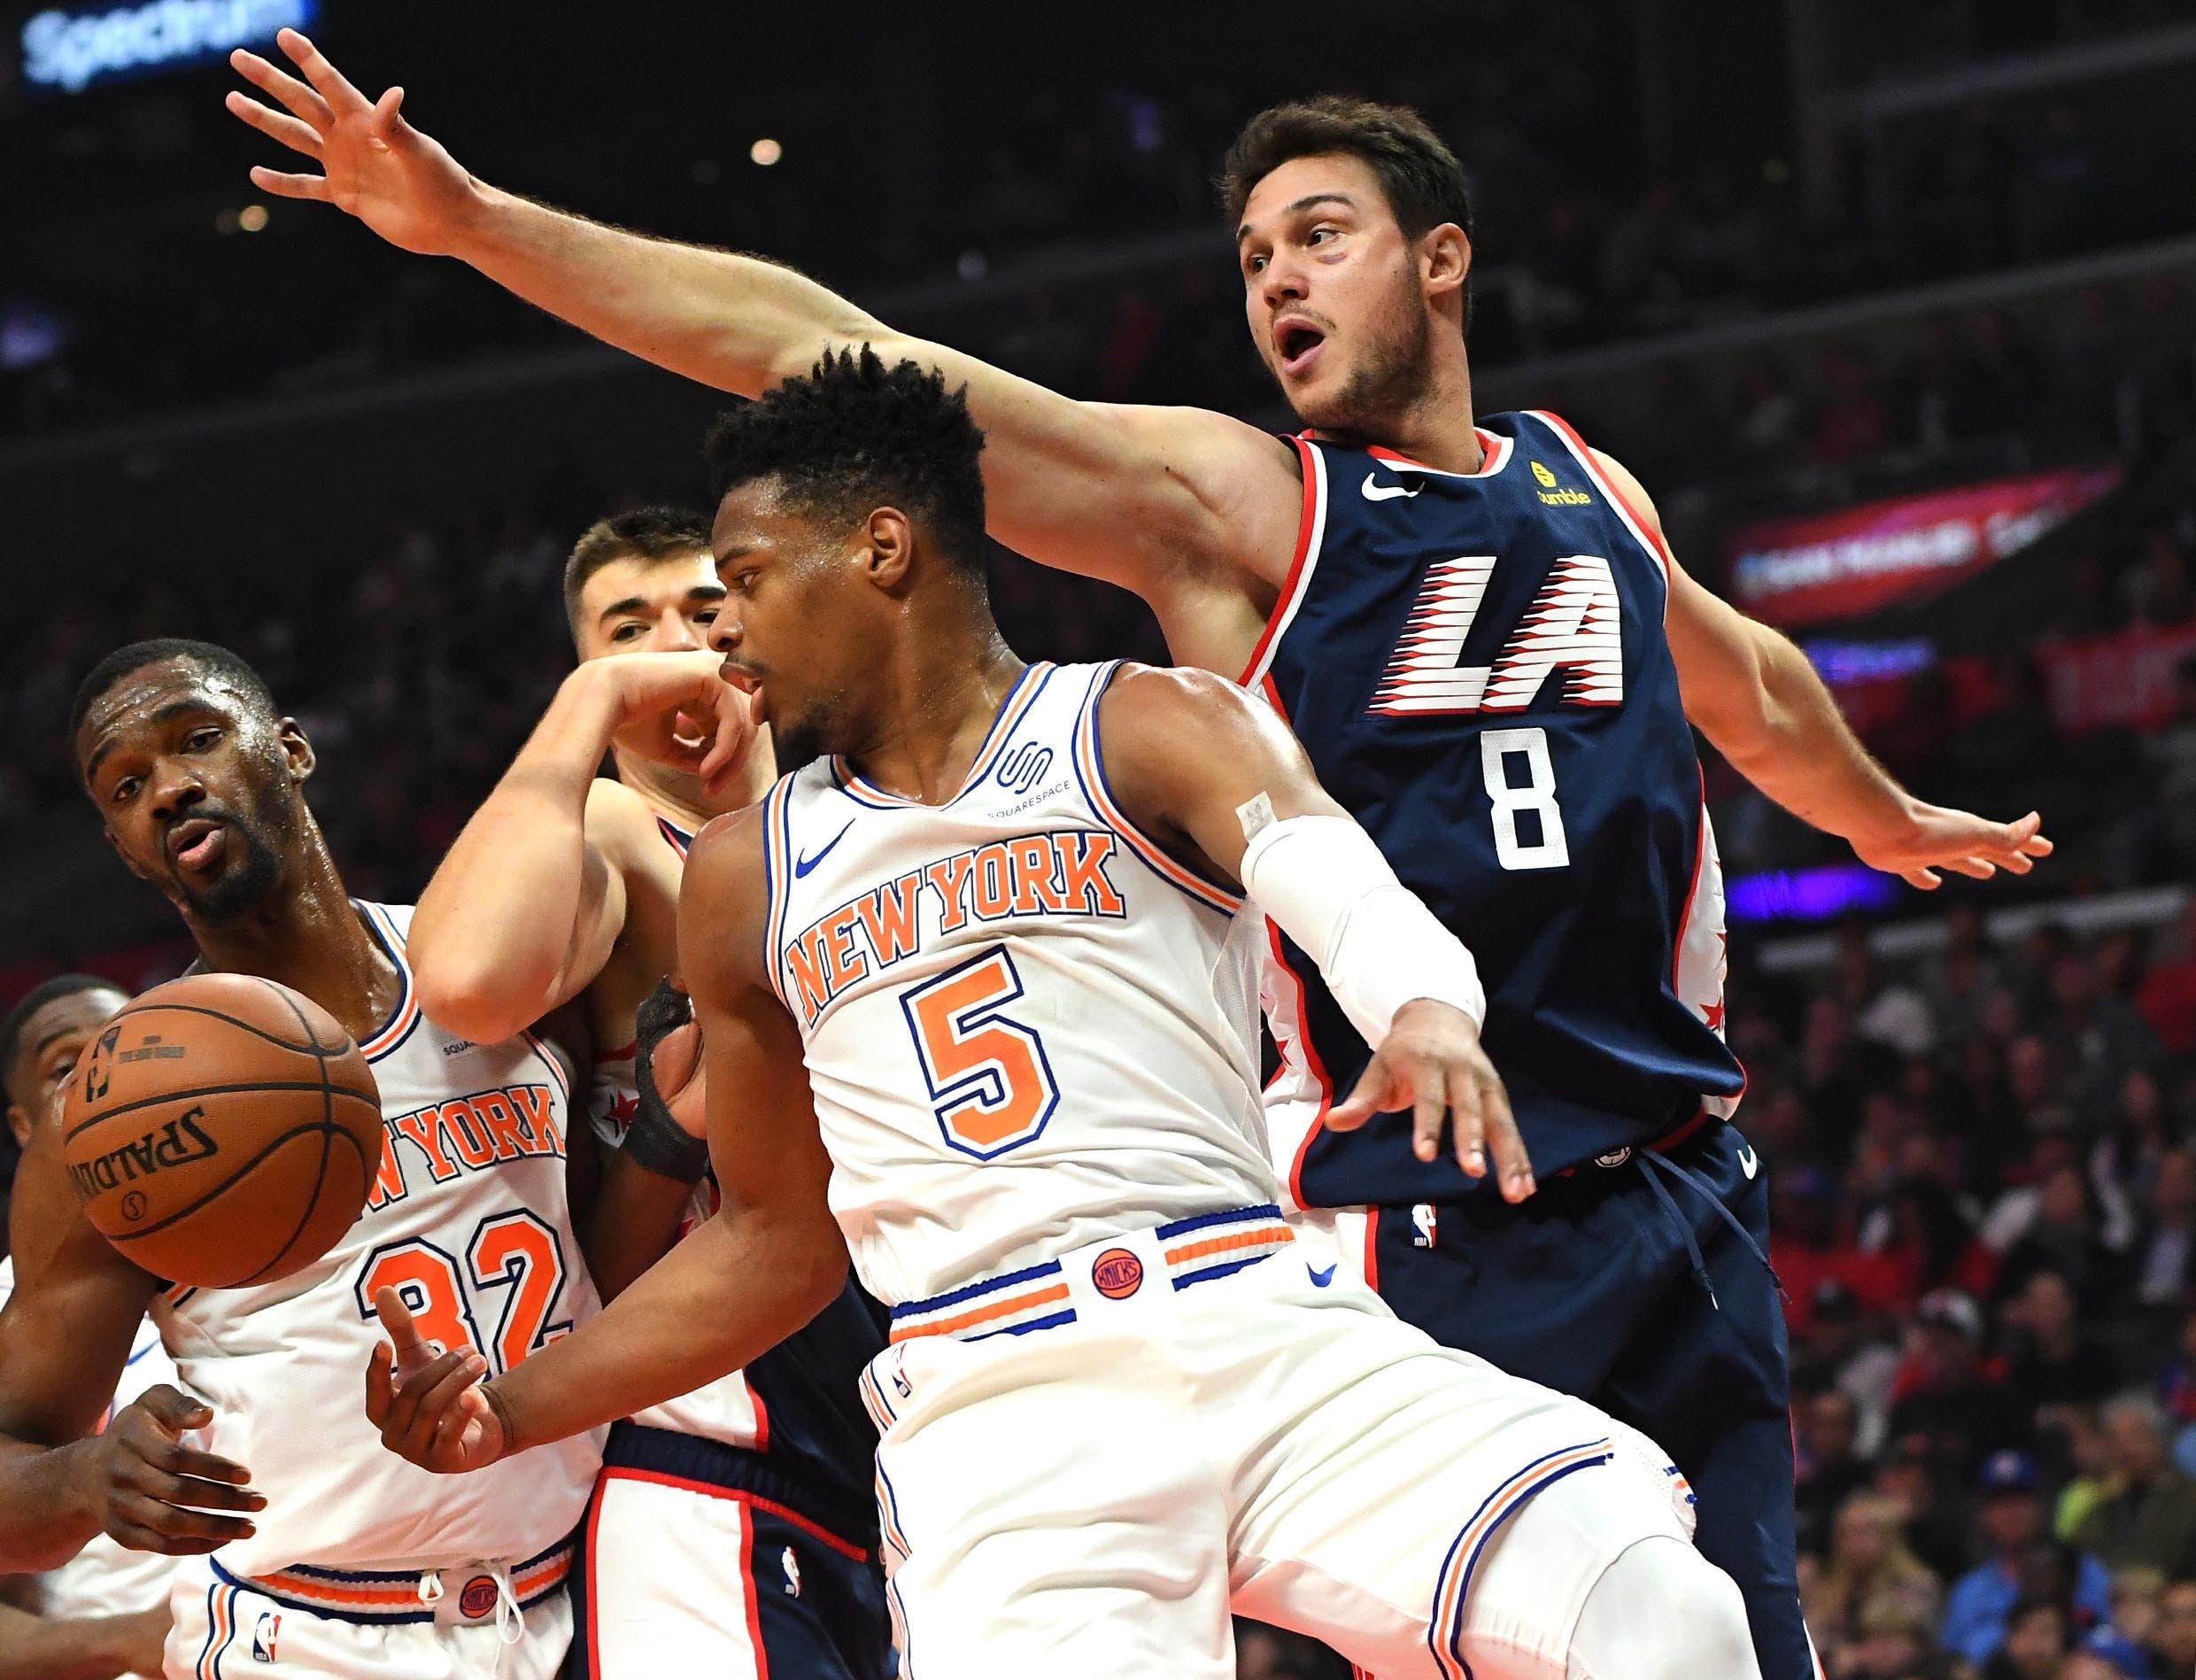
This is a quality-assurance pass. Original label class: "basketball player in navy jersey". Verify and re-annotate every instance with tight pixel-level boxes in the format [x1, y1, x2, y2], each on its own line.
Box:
[408, 508, 891, 1678]
[228, 38, 2051, 1674]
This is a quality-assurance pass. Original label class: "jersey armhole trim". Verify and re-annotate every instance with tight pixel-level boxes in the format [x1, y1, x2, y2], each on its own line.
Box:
[759, 778, 797, 1012]
[1528, 409, 1674, 597]
[1072, 662, 1244, 917]
[1238, 435, 1329, 687]
[356, 902, 423, 1061]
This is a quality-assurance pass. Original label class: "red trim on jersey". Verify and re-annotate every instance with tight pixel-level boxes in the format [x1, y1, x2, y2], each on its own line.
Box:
[1365, 428, 1512, 478]
[583, 1475, 609, 1679]
[749, 1382, 769, 1452]
[1237, 435, 1322, 685]
[1363, 1206, 1380, 1292]
[594, 1467, 871, 1561]
[1530, 409, 1674, 585]
[1267, 920, 1336, 1212]
[738, 1502, 771, 1680]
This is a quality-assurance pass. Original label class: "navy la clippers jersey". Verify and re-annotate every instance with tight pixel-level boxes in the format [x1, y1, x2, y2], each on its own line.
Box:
[1248, 410, 1744, 1209]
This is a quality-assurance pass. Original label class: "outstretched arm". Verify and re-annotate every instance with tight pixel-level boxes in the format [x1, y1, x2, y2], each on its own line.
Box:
[224, 30, 1299, 623]
[1097, 665, 1531, 1196]
[1595, 450, 2054, 889]
[366, 807, 847, 1470]
[409, 651, 747, 1043]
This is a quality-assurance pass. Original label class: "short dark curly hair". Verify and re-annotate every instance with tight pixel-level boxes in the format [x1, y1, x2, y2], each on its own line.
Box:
[0, 973, 126, 1089]
[68, 638, 278, 756]
[704, 347, 988, 574]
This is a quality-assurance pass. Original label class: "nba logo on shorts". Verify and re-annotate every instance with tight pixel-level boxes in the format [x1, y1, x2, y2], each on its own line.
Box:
[1092, 1247, 1143, 1298]
[251, 1611, 280, 1662]
[459, 1575, 499, 1620]
[1411, 1204, 1438, 1249]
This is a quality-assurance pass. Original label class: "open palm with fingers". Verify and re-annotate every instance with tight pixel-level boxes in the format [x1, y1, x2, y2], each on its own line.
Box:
[1851, 803, 2053, 891]
[225, 27, 475, 255]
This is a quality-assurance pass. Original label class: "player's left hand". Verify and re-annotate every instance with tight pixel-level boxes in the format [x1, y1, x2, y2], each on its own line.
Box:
[1328, 999, 1535, 1201]
[1851, 801, 2053, 890]
[364, 1288, 509, 1475]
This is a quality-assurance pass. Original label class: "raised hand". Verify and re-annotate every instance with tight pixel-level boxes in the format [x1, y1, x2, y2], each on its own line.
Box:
[71, 1384, 265, 1555]
[1326, 999, 1535, 1202]
[1851, 803, 2053, 891]
[576, 651, 758, 797]
[225, 28, 476, 255]
[363, 1287, 507, 1475]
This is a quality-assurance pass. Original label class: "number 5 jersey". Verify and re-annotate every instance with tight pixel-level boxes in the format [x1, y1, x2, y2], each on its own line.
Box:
[151, 902, 603, 1578]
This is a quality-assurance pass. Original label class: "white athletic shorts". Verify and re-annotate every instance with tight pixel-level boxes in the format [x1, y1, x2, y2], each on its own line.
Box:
[861, 1207, 1697, 1678]
[165, 1545, 571, 1679]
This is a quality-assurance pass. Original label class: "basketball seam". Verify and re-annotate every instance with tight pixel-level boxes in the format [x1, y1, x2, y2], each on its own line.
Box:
[91, 998, 356, 1057]
[106, 1120, 372, 1246]
[63, 1081, 379, 1143]
[244, 982, 344, 1288]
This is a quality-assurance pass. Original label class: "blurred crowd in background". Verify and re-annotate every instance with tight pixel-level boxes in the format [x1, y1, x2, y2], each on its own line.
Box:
[5, 1, 2196, 1675]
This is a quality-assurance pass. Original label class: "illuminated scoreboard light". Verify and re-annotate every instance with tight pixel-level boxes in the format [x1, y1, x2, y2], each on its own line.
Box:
[20, 0, 316, 96]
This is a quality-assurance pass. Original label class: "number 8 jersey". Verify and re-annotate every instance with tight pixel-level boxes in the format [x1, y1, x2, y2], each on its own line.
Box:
[151, 903, 603, 1577]
[1244, 410, 1745, 1211]
[757, 661, 1280, 1310]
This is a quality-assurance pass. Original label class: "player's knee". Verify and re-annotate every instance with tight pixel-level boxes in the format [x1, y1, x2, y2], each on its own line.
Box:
[1568, 1537, 1759, 1680]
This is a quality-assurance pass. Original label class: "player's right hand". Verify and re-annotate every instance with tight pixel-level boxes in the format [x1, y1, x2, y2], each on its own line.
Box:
[73, 1384, 266, 1555]
[225, 28, 475, 257]
[1328, 999, 1536, 1202]
[577, 652, 758, 797]
[365, 1287, 509, 1475]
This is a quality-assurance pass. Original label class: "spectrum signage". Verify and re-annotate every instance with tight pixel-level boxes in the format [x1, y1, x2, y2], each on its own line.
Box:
[1724, 465, 2122, 629]
[21, 0, 314, 95]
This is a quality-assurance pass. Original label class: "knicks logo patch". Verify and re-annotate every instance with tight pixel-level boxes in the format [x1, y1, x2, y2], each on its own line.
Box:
[1092, 1248, 1144, 1299]
[458, 1575, 499, 1620]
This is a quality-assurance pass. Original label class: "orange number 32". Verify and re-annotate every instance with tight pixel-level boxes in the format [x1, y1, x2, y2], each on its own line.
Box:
[901, 946, 1058, 1159]
[354, 1211, 572, 1373]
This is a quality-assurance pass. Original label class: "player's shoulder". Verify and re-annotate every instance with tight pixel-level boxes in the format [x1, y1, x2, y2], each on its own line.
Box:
[583, 775, 670, 867]
[677, 797, 776, 993]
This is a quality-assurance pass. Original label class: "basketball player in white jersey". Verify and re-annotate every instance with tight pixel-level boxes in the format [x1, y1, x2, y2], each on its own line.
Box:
[0, 976, 173, 1680]
[363, 353, 1758, 1678]
[0, 639, 619, 1678]
[228, 40, 2050, 1677]
[407, 508, 890, 1677]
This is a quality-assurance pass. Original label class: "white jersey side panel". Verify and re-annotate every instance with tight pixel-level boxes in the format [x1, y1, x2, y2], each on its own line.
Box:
[0, 1258, 181, 1621]
[762, 661, 1278, 1306]
[151, 903, 605, 1575]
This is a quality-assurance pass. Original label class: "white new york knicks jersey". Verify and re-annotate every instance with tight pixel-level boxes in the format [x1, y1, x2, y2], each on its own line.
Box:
[0, 1258, 180, 1623]
[151, 903, 604, 1575]
[759, 660, 1277, 1306]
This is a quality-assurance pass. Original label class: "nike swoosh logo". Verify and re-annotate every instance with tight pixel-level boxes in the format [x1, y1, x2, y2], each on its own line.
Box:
[1361, 473, 1421, 501]
[794, 821, 854, 879]
[1736, 1142, 1759, 1181]
[1307, 1263, 1336, 1288]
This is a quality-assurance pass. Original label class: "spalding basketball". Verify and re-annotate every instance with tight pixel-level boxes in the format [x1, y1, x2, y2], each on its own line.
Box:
[58, 972, 383, 1289]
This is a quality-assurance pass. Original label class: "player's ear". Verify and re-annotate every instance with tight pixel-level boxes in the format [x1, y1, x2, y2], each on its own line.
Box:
[4, 1101, 31, 1152]
[276, 718, 316, 783]
[1421, 221, 1470, 300]
[862, 507, 915, 592]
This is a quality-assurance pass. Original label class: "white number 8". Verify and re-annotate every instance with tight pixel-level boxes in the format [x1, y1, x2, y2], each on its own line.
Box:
[1481, 727, 1569, 871]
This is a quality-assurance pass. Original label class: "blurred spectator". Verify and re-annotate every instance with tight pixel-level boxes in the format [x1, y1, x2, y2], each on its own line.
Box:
[2153, 1576, 2196, 1676]
[1798, 1385, 1878, 1558]
[1887, 1290, 2035, 1477]
[1878, 1429, 1974, 1584]
[2072, 1395, 2196, 1577]
[2131, 1149, 2196, 1314]
[2003, 1269, 2123, 1413]
[1808, 1492, 1945, 1657]
[1941, 1451, 2114, 1667]
[1979, 1596, 2067, 1680]
[2135, 898, 2196, 1057]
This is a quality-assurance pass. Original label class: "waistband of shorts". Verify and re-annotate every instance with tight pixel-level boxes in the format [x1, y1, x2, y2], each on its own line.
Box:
[1553, 1107, 1719, 1178]
[211, 1535, 573, 1626]
[601, 1420, 878, 1557]
[884, 1204, 1295, 1345]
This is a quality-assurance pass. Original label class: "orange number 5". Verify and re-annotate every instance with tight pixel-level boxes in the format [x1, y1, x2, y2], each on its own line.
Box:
[901, 947, 1057, 1158]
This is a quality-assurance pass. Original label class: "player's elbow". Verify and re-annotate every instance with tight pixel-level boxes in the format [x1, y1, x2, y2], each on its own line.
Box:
[411, 956, 537, 1048]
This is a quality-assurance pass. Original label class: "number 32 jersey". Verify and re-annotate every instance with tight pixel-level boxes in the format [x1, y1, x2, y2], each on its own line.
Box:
[151, 903, 604, 1576]
[1245, 410, 1745, 1208]
[757, 662, 1278, 1309]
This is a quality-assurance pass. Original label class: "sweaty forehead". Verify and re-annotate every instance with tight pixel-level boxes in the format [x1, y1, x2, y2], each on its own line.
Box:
[710, 477, 810, 559]
[76, 659, 244, 760]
